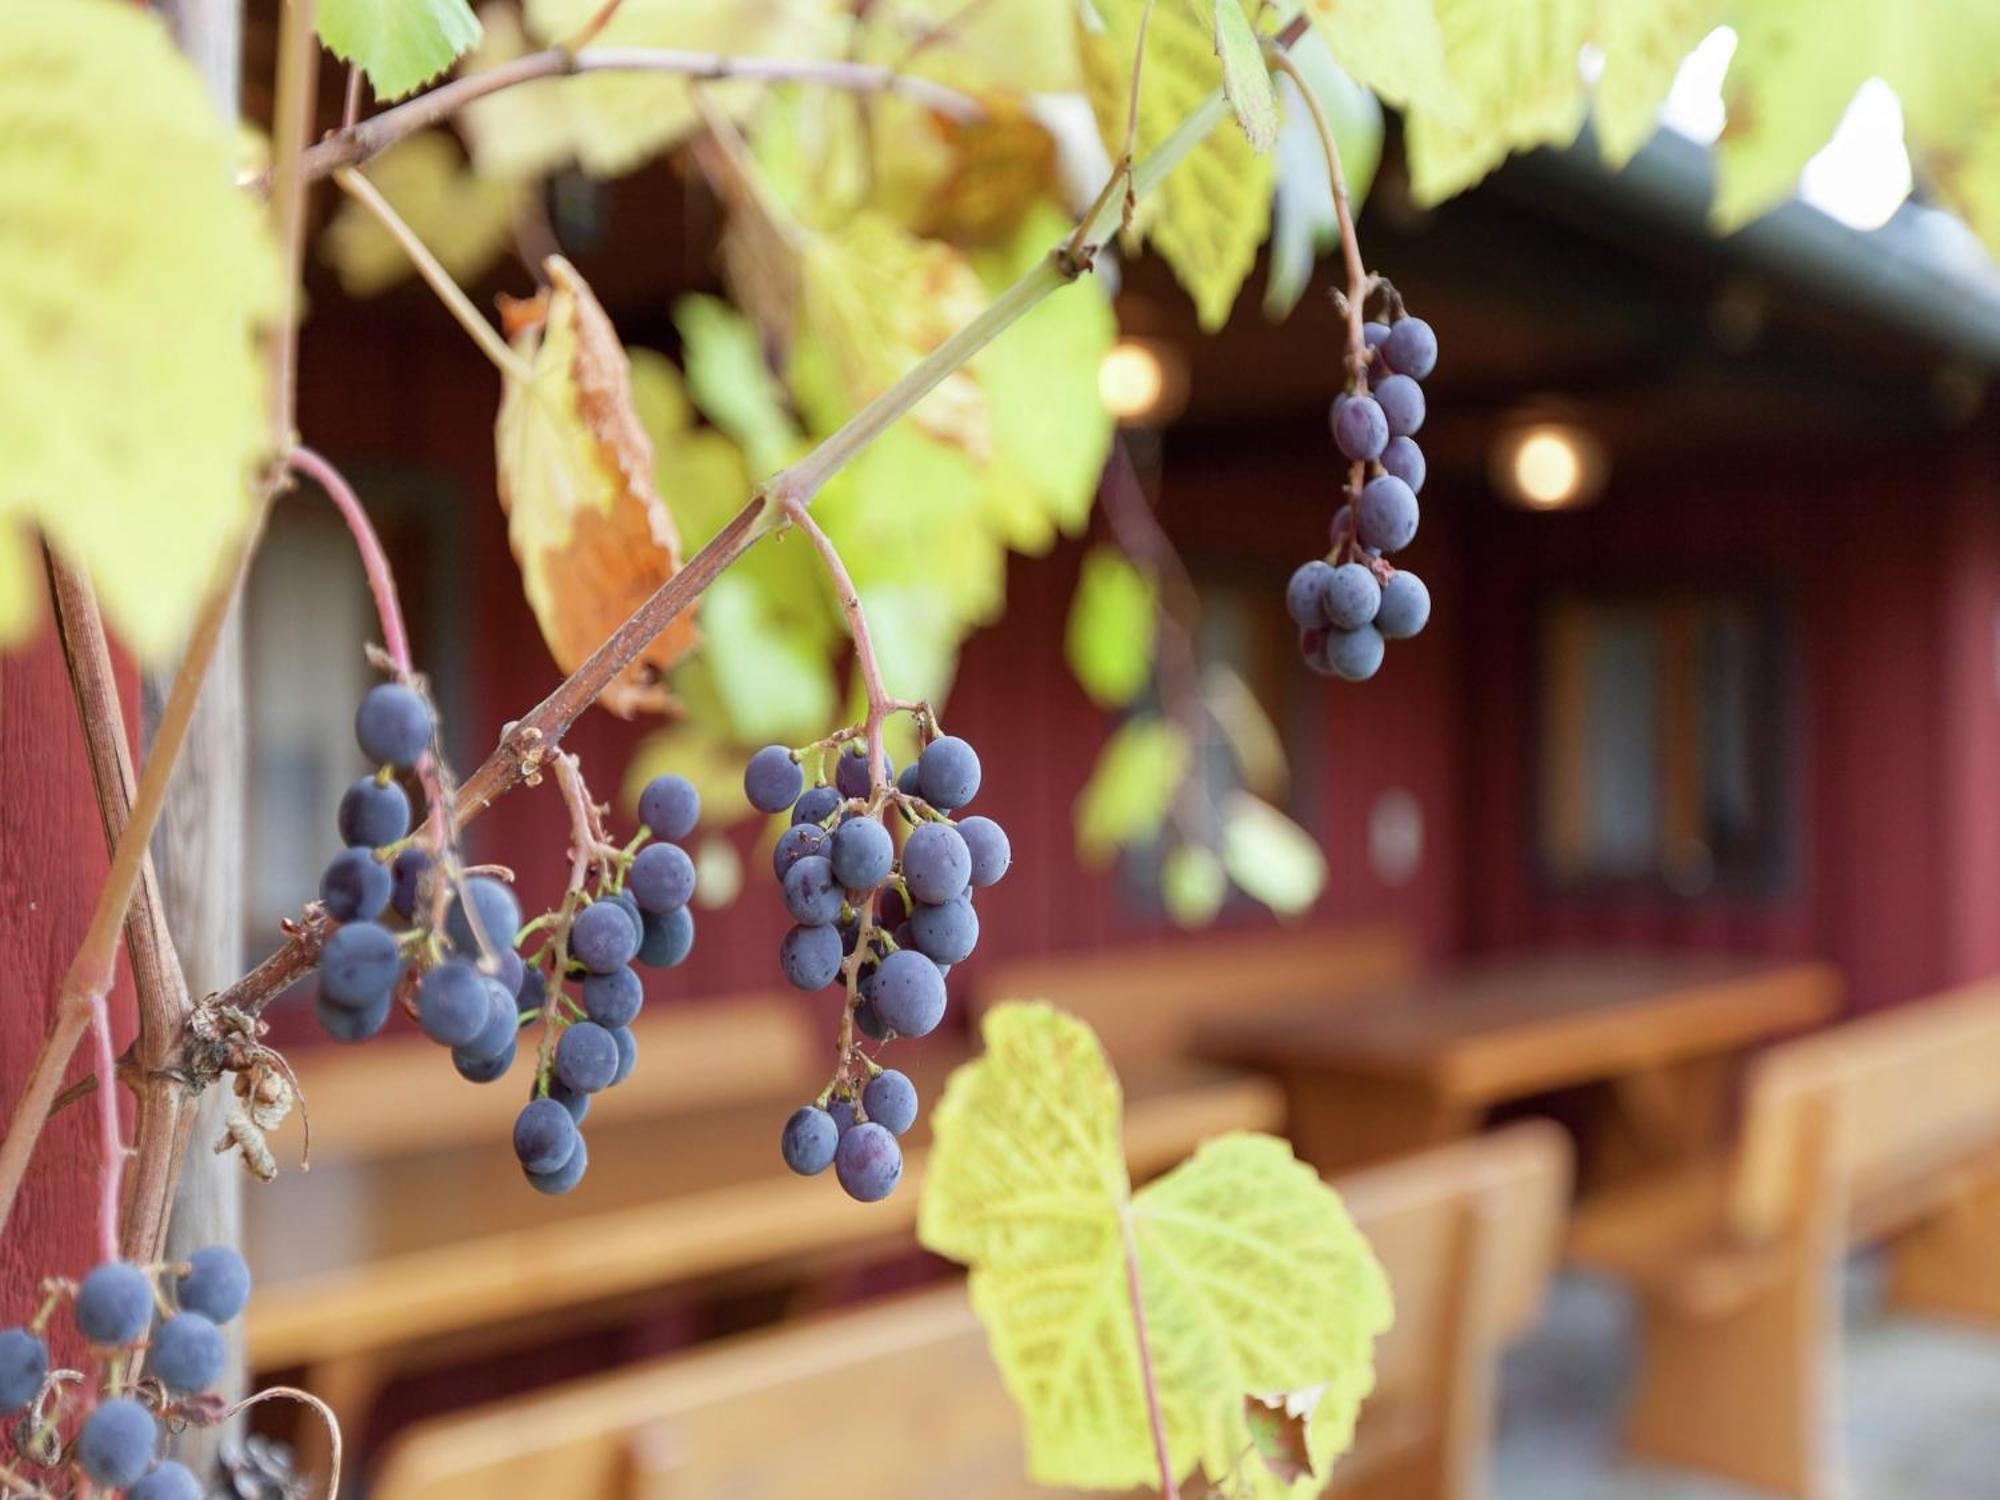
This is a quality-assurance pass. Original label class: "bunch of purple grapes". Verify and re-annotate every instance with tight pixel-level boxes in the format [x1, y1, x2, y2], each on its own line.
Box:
[306, 679, 700, 1195]
[0, 1246, 251, 1496]
[743, 731, 1011, 1203]
[1289, 312, 1436, 681]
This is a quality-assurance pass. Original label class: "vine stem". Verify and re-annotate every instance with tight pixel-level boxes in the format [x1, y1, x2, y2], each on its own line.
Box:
[288, 446, 411, 674]
[87, 1000, 122, 1266]
[1121, 1207, 1178, 1500]
[207, 64, 1264, 1021]
[331, 168, 533, 383]
[781, 499, 892, 787]
[292, 45, 980, 186]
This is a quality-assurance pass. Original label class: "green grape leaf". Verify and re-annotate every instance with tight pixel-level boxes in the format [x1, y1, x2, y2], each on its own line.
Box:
[1220, 791, 1325, 916]
[1300, 0, 1457, 119]
[698, 570, 839, 745]
[459, 1, 581, 180]
[919, 1002, 1393, 1496]
[317, 0, 482, 101]
[1402, 0, 1592, 207]
[495, 258, 695, 716]
[1265, 29, 1382, 320]
[319, 131, 517, 296]
[672, 294, 801, 478]
[1202, 0, 1279, 152]
[0, 0, 280, 658]
[1162, 843, 1227, 927]
[1592, 0, 1724, 167]
[1202, 663, 1289, 798]
[1080, 0, 1276, 329]
[1074, 717, 1191, 865]
[523, 0, 844, 178]
[1066, 547, 1158, 709]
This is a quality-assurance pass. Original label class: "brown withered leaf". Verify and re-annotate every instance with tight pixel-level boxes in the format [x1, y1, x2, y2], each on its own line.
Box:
[494, 256, 696, 716]
[1241, 1385, 1326, 1486]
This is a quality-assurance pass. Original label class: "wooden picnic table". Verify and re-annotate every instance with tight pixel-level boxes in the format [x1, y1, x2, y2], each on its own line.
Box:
[242, 1045, 1282, 1469]
[1194, 949, 1841, 1176]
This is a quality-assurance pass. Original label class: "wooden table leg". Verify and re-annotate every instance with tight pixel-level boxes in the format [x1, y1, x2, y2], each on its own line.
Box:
[1279, 1070, 1473, 1174]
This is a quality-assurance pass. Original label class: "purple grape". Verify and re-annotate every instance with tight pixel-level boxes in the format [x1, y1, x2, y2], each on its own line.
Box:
[1328, 625, 1385, 682]
[1372, 373, 1425, 437]
[582, 965, 643, 1028]
[601, 890, 644, 944]
[791, 785, 842, 827]
[76, 1263, 151, 1346]
[862, 1069, 918, 1135]
[526, 1132, 588, 1195]
[628, 841, 695, 913]
[389, 847, 431, 919]
[444, 875, 522, 957]
[781, 1106, 839, 1175]
[854, 997, 892, 1041]
[1357, 474, 1419, 553]
[316, 990, 390, 1041]
[745, 746, 805, 814]
[77, 1397, 157, 1488]
[901, 823, 967, 904]
[956, 816, 1011, 887]
[452, 1035, 516, 1083]
[1363, 320, 1391, 356]
[418, 960, 488, 1047]
[317, 920, 401, 1007]
[917, 736, 981, 811]
[548, 1079, 591, 1124]
[772, 823, 828, 881]
[782, 855, 843, 926]
[555, 1021, 619, 1093]
[176, 1246, 249, 1324]
[1380, 434, 1425, 494]
[909, 895, 979, 966]
[637, 905, 694, 967]
[835, 1122, 903, 1202]
[492, 945, 525, 996]
[637, 773, 699, 841]
[1377, 570, 1431, 640]
[1381, 317, 1437, 379]
[896, 763, 922, 797]
[337, 776, 410, 848]
[826, 1097, 858, 1135]
[129, 1461, 201, 1500]
[570, 900, 639, 974]
[868, 949, 946, 1037]
[459, 976, 520, 1060]
[355, 683, 433, 770]
[515, 1098, 580, 1173]
[517, 961, 547, 1008]
[319, 847, 390, 923]
[780, 923, 844, 990]
[1330, 393, 1388, 461]
[150, 1313, 224, 1393]
[1286, 560, 1334, 628]
[609, 1025, 637, 1086]
[830, 817, 894, 891]
[0, 1328, 48, 1413]
[1321, 562, 1381, 630]
[834, 745, 891, 800]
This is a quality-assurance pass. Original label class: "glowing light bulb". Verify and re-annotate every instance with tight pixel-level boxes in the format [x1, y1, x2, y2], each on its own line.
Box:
[1099, 340, 1168, 421]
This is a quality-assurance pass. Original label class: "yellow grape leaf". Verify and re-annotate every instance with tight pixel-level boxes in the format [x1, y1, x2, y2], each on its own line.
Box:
[1244, 1388, 1325, 1484]
[1065, 546, 1157, 709]
[1079, 0, 1276, 330]
[320, 131, 518, 296]
[459, 2, 582, 180]
[523, 0, 845, 178]
[319, 0, 482, 100]
[495, 257, 696, 716]
[698, 571, 840, 744]
[919, 1003, 1393, 1496]
[869, 0, 1084, 94]
[1202, 0, 1278, 152]
[1074, 716, 1190, 864]
[671, 294, 801, 478]
[1403, 0, 1592, 207]
[905, 105, 1066, 248]
[1220, 791, 1325, 916]
[1923, 108, 2000, 259]
[1300, 0, 1457, 119]
[790, 211, 992, 454]
[1592, 0, 1725, 167]
[0, 0, 279, 658]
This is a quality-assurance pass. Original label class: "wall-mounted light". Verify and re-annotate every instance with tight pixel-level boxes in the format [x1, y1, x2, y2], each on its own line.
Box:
[1099, 337, 1189, 426]
[1491, 419, 1608, 512]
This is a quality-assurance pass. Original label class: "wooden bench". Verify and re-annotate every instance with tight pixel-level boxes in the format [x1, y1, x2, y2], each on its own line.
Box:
[370, 1121, 1571, 1500]
[1567, 981, 2000, 1498]
[971, 923, 1417, 1065]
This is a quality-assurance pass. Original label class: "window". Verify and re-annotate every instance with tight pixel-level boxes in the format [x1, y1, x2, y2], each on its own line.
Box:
[1536, 593, 1793, 896]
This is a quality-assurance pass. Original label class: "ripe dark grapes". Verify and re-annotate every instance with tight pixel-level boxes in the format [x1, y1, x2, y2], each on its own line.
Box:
[570, 900, 638, 974]
[513, 1097, 579, 1174]
[638, 905, 694, 967]
[780, 923, 844, 990]
[628, 841, 695, 913]
[790, 784, 842, 826]
[782, 855, 843, 926]
[868, 949, 946, 1038]
[902, 822, 970, 904]
[175, 1245, 250, 1323]
[526, 1133, 588, 1196]
[445, 875, 522, 958]
[957, 817, 1011, 887]
[150, 1312, 225, 1393]
[319, 847, 391, 922]
[834, 744, 890, 800]
[610, 1026, 638, 1086]
[317, 990, 390, 1042]
[830, 817, 894, 890]
[130, 1462, 202, 1500]
[418, 960, 488, 1047]
[636, 772, 699, 841]
[354, 682, 433, 770]
[337, 776, 410, 848]
[744, 745, 805, 813]
[76, 1262, 152, 1346]
[0, 1328, 48, 1413]
[555, 1021, 619, 1093]
[781, 1106, 839, 1175]
[389, 847, 431, 919]
[1291, 302, 1436, 678]
[77, 1397, 158, 1487]
[317, 920, 400, 1007]
[916, 736, 981, 810]
[835, 1123, 903, 1203]
[909, 896, 979, 966]
[862, 1069, 918, 1135]
[582, 965, 643, 1028]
